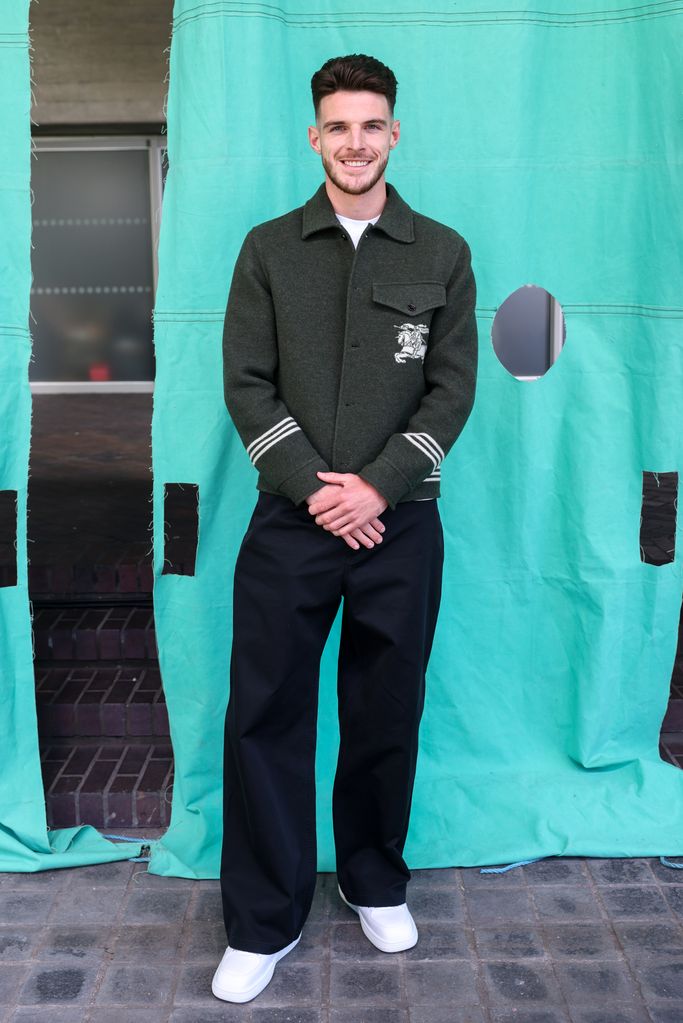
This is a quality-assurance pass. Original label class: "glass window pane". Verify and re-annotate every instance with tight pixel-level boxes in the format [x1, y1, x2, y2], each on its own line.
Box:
[30, 148, 155, 382]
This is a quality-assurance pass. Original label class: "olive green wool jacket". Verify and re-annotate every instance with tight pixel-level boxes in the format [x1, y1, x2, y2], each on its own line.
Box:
[222, 180, 478, 510]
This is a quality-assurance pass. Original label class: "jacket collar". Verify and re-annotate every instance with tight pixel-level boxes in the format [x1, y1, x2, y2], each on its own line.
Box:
[301, 180, 415, 244]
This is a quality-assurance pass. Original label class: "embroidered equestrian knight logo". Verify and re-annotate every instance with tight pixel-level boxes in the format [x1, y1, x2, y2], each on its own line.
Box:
[393, 322, 429, 363]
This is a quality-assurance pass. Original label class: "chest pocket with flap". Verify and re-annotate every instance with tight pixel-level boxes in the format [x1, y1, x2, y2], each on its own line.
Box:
[371, 281, 447, 316]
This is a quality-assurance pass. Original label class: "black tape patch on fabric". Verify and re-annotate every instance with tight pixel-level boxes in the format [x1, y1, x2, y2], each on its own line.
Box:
[0, 489, 17, 588]
[640, 471, 678, 566]
[162, 483, 199, 576]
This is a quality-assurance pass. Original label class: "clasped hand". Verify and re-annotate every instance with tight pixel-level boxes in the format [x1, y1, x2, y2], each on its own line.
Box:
[305, 471, 388, 551]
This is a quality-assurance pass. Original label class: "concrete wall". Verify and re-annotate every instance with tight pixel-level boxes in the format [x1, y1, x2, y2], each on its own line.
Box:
[29, 0, 173, 127]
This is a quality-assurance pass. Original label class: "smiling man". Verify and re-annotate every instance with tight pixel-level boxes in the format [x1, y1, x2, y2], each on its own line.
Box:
[214, 53, 478, 1004]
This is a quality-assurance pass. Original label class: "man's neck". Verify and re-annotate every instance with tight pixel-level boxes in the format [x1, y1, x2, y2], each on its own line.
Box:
[324, 176, 387, 220]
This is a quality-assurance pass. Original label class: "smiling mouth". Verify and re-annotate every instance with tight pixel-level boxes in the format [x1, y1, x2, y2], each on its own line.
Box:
[340, 159, 371, 168]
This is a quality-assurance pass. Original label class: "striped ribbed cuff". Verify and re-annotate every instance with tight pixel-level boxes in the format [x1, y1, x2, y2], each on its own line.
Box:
[278, 456, 331, 507]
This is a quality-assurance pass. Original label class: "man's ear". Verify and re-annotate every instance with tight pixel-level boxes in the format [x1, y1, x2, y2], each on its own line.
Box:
[308, 124, 321, 153]
[390, 119, 400, 148]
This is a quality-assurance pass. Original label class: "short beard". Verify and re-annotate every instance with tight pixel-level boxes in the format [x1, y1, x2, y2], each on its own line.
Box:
[321, 150, 389, 195]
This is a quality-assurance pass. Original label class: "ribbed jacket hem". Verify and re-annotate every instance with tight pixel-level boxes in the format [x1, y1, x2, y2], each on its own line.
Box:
[255, 477, 440, 505]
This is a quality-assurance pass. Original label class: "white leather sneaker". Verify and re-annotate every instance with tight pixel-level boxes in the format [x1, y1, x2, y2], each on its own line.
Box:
[211, 932, 301, 1003]
[338, 883, 418, 952]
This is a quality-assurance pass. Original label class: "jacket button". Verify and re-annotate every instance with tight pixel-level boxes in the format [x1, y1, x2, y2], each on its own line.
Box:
[407, 301, 416, 312]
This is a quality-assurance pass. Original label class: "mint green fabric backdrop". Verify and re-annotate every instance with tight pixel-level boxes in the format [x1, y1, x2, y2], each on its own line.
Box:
[2, 1, 683, 875]
[148, 0, 683, 878]
[0, 0, 146, 869]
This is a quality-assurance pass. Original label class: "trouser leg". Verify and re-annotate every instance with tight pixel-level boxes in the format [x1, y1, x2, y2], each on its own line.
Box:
[220, 493, 344, 954]
[333, 498, 444, 906]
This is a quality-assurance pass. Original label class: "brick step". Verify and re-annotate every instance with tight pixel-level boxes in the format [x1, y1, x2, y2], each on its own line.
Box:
[41, 740, 173, 830]
[28, 551, 153, 598]
[32, 604, 157, 661]
[36, 663, 168, 739]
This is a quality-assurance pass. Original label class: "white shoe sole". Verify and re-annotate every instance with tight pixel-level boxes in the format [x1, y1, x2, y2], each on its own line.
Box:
[211, 932, 301, 1003]
[337, 883, 418, 953]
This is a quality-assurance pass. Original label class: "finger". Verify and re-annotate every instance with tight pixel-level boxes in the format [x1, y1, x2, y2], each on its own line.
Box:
[359, 523, 383, 543]
[342, 532, 361, 550]
[370, 517, 386, 532]
[314, 502, 348, 524]
[323, 513, 355, 532]
[348, 527, 374, 549]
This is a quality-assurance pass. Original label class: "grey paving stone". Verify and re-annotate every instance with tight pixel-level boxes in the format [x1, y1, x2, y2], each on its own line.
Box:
[553, 960, 639, 1003]
[330, 921, 392, 961]
[291, 920, 326, 961]
[0, 929, 42, 963]
[95, 963, 175, 1005]
[0, 965, 29, 1006]
[482, 961, 565, 1007]
[188, 889, 223, 924]
[613, 921, 683, 959]
[407, 885, 467, 922]
[490, 1011, 570, 1023]
[531, 886, 601, 921]
[648, 860, 683, 885]
[9, 1008, 84, 1022]
[184, 922, 227, 963]
[236, 962, 322, 1008]
[63, 861, 136, 887]
[631, 959, 683, 1002]
[404, 959, 479, 1005]
[521, 858, 588, 885]
[330, 961, 401, 1003]
[661, 885, 683, 918]
[585, 858, 656, 885]
[121, 888, 191, 925]
[173, 964, 221, 1006]
[85, 1012, 169, 1023]
[466, 887, 536, 925]
[17, 964, 99, 1005]
[48, 886, 121, 925]
[308, 877, 328, 922]
[540, 922, 620, 959]
[35, 926, 113, 962]
[474, 926, 545, 959]
[0, 894, 55, 926]
[648, 1007, 683, 1023]
[411, 1007, 488, 1023]
[460, 865, 527, 889]
[124, 869, 196, 890]
[0, 870, 69, 892]
[403, 921, 472, 960]
[108, 923, 183, 962]
[410, 867, 460, 887]
[170, 1009, 247, 1023]
[330, 1009, 407, 1023]
[569, 1005, 652, 1023]
[596, 885, 672, 919]
[253, 1011, 323, 1023]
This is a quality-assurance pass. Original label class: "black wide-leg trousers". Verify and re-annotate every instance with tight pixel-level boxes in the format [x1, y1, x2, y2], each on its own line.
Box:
[220, 491, 444, 954]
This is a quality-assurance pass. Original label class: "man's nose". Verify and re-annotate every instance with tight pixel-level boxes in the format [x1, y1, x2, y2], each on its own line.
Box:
[348, 127, 365, 149]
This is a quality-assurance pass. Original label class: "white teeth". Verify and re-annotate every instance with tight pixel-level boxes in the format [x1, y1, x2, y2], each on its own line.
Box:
[342, 160, 369, 166]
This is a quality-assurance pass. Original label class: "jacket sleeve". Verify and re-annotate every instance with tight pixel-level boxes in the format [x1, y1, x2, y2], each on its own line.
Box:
[357, 237, 478, 510]
[222, 227, 331, 507]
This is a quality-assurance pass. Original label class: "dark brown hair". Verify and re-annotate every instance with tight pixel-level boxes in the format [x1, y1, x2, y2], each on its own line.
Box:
[311, 54, 398, 119]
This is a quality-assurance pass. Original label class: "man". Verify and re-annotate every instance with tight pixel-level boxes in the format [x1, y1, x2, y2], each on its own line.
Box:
[212, 53, 478, 1004]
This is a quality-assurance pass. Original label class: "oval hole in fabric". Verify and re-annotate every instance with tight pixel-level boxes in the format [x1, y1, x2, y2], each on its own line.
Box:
[491, 284, 566, 380]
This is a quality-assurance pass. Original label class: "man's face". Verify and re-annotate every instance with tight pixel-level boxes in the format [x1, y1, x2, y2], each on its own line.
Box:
[308, 90, 400, 195]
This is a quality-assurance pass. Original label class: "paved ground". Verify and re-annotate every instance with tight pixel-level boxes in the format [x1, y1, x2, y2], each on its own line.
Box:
[1, 833, 683, 1022]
